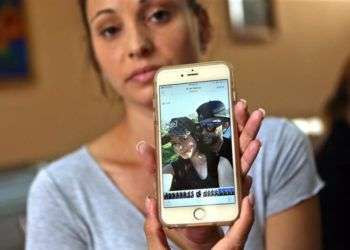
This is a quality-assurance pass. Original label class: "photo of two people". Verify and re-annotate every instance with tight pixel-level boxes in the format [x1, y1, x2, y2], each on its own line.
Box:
[162, 100, 235, 192]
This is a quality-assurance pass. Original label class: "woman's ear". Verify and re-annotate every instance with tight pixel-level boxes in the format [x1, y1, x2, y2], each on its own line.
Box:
[197, 7, 212, 52]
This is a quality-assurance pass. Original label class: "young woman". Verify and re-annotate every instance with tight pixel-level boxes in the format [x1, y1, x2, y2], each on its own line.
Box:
[26, 0, 323, 249]
[163, 117, 233, 191]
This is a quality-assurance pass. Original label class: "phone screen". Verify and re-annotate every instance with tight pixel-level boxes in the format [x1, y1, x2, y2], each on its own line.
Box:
[159, 79, 236, 208]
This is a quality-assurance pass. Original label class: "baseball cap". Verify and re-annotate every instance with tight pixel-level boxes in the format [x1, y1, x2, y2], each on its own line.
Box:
[196, 101, 230, 124]
[168, 117, 197, 138]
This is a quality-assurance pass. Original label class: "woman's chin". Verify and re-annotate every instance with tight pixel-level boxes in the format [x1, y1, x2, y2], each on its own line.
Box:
[180, 152, 192, 159]
[141, 95, 154, 108]
[127, 86, 154, 108]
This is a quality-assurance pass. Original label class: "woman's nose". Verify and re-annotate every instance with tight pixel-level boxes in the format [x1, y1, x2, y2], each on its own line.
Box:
[174, 144, 183, 152]
[127, 26, 154, 59]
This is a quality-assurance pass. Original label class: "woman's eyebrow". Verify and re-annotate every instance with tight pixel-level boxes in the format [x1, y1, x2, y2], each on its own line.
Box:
[90, 8, 116, 23]
[89, 0, 150, 23]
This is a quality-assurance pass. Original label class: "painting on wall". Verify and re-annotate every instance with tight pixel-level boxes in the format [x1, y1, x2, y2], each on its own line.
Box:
[0, 0, 29, 78]
[228, 0, 277, 42]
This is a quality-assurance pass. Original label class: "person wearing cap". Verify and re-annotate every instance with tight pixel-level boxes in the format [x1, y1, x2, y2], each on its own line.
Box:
[163, 117, 234, 191]
[196, 100, 233, 165]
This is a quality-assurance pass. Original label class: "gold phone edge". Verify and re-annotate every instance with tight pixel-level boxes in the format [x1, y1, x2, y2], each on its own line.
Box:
[154, 61, 242, 228]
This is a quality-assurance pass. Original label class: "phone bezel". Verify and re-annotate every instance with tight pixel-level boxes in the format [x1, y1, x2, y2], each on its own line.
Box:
[154, 61, 242, 228]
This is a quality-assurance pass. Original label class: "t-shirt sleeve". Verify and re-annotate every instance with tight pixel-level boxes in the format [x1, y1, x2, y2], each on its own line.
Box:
[265, 120, 324, 217]
[26, 169, 87, 250]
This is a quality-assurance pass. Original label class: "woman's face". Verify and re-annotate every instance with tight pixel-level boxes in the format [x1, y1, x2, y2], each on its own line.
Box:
[86, 0, 206, 107]
[171, 134, 197, 159]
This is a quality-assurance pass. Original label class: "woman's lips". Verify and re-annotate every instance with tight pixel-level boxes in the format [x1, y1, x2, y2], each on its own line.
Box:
[130, 69, 158, 84]
[126, 66, 160, 84]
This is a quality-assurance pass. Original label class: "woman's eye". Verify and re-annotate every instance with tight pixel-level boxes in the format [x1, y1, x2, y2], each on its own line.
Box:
[149, 10, 171, 23]
[99, 26, 120, 39]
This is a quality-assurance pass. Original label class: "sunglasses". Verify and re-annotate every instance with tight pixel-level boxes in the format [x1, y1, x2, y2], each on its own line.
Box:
[200, 120, 230, 133]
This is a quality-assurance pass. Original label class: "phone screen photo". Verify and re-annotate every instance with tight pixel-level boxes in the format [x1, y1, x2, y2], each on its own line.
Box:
[159, 79, 236, 208]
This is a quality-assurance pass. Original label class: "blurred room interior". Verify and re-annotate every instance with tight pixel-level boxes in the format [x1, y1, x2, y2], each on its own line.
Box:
[0, 0, 349, 249]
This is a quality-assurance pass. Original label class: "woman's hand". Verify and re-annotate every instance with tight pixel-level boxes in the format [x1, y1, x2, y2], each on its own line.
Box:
[144, 194, 254, 250]
[137, 99, 265, 249]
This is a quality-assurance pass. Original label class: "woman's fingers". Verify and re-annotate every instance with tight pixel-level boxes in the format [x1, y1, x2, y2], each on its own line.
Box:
[224, 195, 255, 248]
[212, 195, 254, 250]
[240, 139, 262, 176]
[234, 99, 249, 133]
[239, 109, 265, 154]
[136, 141, 157, 175]
[144, 197, 170, 250]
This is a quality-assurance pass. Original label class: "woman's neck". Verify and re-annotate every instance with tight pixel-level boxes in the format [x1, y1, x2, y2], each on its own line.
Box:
[190, 151, 208, 179]
[88, 100, 155, 166]
[190, 151, 206, 165]
[124, 101, 155, 147]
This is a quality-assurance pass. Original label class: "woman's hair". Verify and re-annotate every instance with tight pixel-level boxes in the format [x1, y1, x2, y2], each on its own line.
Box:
[77, 0, 205, 97]
[168, 117, 200, 142]
[325, 58, 350, 125]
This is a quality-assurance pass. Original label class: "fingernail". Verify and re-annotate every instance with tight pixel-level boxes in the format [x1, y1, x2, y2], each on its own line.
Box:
[258, 108, 266, 118]
[248, 193, 255, 208]
[239, 99, 247, 106]
[136, 141, 146, 154]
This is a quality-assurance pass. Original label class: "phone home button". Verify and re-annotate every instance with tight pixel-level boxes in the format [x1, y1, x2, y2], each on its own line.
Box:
[193, 208, 206, 220]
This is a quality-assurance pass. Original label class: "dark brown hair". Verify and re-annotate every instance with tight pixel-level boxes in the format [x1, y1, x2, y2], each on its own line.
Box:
[325, 58, 350, 125]
[77, 0, 205, 97]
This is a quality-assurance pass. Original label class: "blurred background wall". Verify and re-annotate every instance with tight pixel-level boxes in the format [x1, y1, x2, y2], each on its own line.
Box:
[0, 0, 349, 168]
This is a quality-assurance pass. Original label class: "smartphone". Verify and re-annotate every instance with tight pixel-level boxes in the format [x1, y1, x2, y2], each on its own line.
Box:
[154, 62, 241, 227]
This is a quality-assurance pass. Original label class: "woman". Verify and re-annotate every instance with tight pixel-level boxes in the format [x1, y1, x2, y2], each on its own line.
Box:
[163, 117, 233, 191]
[26, 0, 323, 249]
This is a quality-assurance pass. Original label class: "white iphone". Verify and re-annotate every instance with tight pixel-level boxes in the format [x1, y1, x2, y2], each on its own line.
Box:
[154, 62, 241, 227]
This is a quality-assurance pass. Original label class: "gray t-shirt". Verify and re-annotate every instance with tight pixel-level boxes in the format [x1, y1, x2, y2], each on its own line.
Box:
[26, 118, 324, 250]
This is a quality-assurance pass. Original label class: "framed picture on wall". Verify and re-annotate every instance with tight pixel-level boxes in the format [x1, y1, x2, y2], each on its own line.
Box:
[228, 0, 277, 42]
[0, 0, 29, 78]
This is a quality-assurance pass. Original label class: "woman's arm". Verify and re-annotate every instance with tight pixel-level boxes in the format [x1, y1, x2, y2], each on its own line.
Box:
[217, 156, 234, 187]
[260, 120, 324, 250]
[265, 196, 322, 250]
[162, 164, 174, 192]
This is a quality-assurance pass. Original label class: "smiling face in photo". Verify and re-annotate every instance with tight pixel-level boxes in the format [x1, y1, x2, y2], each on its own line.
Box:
[171, 134, 197, 159]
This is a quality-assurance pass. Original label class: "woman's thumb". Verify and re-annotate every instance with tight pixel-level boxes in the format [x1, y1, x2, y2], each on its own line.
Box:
[144, 197, 170, 250]
[136, 141, 157, 175]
